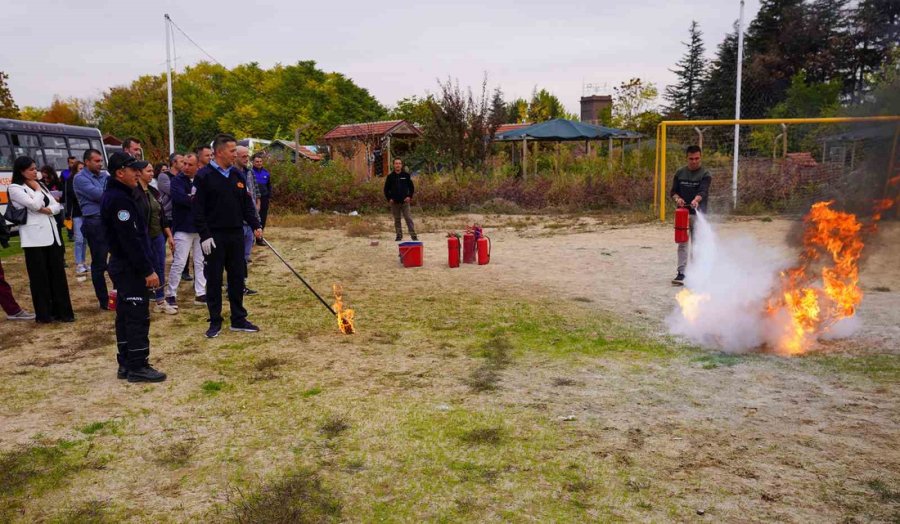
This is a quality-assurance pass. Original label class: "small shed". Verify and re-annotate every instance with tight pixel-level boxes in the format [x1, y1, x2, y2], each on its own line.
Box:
[265, 140, 324, 162]
[322, 119, 421, 181]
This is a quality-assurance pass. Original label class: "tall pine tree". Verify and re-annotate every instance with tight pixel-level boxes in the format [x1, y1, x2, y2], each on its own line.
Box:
[664, 20, 707, 118]
[695, 24, 739, 119]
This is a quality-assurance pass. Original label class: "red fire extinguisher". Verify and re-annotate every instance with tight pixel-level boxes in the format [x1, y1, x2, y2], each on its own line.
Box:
[463, 232, 476, 264]
[674, 207, 690, 244]
[108, 289, 118, 311]
[448, 235, 461, 268]
[477, 236, 491, 265]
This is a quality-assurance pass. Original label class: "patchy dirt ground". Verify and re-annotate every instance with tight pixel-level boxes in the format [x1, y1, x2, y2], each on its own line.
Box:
[0, 213, 897, 522]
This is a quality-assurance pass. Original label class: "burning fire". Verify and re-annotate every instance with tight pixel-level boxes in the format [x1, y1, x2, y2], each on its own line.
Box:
[332, 284, 355, 335]
[675, 289, 709, 323]
[766, 200, 879, 354]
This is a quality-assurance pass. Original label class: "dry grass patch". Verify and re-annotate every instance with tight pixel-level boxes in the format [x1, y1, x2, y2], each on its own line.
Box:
[319, 415, 349, 439]
[222, 468, 341, 523]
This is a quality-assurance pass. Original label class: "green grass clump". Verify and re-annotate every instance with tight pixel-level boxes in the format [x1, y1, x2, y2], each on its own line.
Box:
[300, 386, 322, 398]
[810, 354, 900, 383]
[201, 380, 226, 394]
[692, 353, 745, 369]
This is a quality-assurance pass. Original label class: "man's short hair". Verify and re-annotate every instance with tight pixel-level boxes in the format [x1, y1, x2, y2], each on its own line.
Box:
[686, 145, 702, 155]
[67, 155, 76, 161]
[122, 137, 141, 149]
[83, 148, 102, 162]
[184, 153, 198, 162]
[251, 152, 264, 161]
[195, 145, 212, 156]
[212, 134, 237, 152]
[169, 152, 182, 164]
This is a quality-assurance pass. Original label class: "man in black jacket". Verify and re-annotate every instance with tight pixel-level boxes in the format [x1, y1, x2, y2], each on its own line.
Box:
[384, 158, 417, 241]
[669, 145, 711, 286]
[193, 134, 262, 338]
[101, 152, 165, 382]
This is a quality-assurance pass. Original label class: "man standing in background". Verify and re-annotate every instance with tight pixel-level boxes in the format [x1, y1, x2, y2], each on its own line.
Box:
[234, 145, 261, 296]
[251, 153, 271, 244]
[165, 153, 206, 308]
[195, 145, 212, 168]
[384, 158, 417, 242]
[74, 148, 112, 309]
[122, 137, 143, 159]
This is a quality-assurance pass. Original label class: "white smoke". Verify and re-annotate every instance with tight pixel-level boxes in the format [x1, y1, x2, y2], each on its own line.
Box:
[666, 212, 789, 353]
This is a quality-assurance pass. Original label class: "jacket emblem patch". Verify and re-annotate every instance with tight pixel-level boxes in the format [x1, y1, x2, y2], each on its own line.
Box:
[117, 210, 131, 221]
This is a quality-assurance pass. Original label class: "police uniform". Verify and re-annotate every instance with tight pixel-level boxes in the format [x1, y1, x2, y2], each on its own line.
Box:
[101, 152, 166, 382]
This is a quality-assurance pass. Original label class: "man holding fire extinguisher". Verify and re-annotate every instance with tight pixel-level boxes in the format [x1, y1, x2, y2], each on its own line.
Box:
[670, 145, 711, 286]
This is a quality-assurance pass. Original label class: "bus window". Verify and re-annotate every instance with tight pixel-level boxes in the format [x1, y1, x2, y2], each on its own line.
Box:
[10, 133, 43, 165]
[90, 139, 102, 153]
[42, 136, 67, 149]
[0, 133, 11, 170]
[69, 137, 90, 163]
[44, 148, 69, 170]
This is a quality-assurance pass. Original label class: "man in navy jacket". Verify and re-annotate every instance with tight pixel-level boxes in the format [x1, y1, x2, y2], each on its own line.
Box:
[165, 153, 206, 307]
[193, 134, 262, 338]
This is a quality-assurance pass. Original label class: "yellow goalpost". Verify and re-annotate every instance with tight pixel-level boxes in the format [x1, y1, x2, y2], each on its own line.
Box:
[654, 116, 900, 221]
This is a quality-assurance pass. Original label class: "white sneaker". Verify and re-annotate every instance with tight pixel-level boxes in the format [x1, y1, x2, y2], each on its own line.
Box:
[154, 302, 178, 315]
[7, 310, 36, 320]
[75, 264, 89, 274]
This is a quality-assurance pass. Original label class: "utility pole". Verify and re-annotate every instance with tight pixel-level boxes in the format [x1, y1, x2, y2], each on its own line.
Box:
[732, 0, 745, 210]
[164, 14, 175, 155]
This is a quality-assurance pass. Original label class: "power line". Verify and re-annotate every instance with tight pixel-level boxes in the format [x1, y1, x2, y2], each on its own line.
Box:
[166, 14, 222, 67]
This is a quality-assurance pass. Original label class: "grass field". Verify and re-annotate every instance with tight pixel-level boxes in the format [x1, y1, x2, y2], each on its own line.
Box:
[0, 213, 898, 522]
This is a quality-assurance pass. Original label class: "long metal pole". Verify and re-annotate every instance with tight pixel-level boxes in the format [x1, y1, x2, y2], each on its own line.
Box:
[263, 239, 336, 315]
[732, 0, 745, 210]
[165, 14, 175, 155]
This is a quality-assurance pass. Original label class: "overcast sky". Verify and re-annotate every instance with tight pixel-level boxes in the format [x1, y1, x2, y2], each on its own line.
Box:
[2, 0, 760, 116]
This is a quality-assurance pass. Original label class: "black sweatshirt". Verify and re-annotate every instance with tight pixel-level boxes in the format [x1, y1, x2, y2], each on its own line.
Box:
[384, 171, 415, 202]
[670, 166, 711, 214]
[192, 164, 261, 241]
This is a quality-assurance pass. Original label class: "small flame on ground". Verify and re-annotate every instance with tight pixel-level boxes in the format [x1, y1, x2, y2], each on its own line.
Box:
[332, 284, 355, 335]
[675, 288, 710, 323]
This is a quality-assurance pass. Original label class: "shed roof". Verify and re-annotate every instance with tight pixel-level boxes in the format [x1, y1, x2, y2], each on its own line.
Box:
[269, 140, 323, 161]
[322, 119, 421, 140]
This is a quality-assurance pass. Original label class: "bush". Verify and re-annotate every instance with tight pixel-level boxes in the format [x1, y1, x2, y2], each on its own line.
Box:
[268, 156, 655, 215]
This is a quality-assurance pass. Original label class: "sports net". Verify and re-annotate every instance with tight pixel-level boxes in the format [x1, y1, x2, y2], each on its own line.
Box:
[655, 118, 900, 218]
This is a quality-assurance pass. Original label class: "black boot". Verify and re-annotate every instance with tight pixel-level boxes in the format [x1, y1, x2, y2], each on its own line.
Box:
[127, 366, 167, 383]
[117, 366, 127, 379]
[395, 234, 402, 242]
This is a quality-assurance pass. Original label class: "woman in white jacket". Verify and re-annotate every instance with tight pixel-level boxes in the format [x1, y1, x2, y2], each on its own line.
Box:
[7, 156, 74, 323]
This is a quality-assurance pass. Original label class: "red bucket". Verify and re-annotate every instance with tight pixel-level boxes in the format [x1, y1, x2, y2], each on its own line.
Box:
[399, 241, 423, 267]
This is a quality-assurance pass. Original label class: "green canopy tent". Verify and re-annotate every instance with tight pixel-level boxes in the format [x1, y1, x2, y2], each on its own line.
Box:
[495, 118, 641, 176]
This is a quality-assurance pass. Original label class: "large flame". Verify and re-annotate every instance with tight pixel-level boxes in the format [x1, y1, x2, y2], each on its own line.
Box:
[766, 201, 874, 354]
[332, 284, 355, 335]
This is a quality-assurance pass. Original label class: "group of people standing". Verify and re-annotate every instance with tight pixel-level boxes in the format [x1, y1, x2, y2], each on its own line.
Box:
[0, 134, 273, 383]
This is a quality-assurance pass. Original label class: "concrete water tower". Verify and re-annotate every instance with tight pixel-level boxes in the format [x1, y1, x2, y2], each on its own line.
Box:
[580, 95, 612, 125]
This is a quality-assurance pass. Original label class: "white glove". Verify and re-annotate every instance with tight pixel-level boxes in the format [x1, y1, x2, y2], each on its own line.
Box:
[201, 238, 216, 256]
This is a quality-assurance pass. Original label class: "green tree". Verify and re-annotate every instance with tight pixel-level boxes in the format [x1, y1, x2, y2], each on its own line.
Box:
[749, 70, 842, 152]
[848, 0, 900, 101]
[389, 95, 435, 126]
[695, 24, 738, 119]
[0, 71, 18, 118]
[611, 78, 661, 134]
[505, 97, 528, 123]
[664, 20, 707, 118]
[526, 88, 566, 122]
[94, 60, 386, 161]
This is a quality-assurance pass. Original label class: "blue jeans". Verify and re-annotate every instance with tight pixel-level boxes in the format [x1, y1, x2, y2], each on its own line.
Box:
[150, 234, 167, 301]
[242, 224, 254, 263]
[73, 216, 86, 265]
[82, 215, 110, 307]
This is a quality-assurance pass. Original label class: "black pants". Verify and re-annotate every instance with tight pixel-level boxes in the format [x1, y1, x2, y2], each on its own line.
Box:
[82, 215, 110, 307]
[24, 242, 74, 322]
[204, 229, 247, 325]
[111, 269, 150, 371]
[259, 196, 270, 229]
